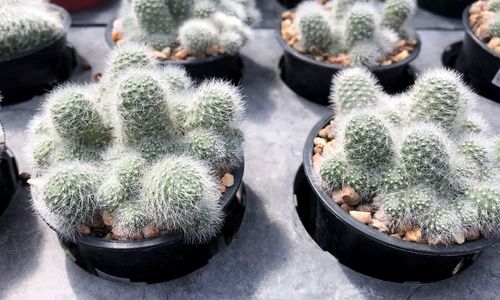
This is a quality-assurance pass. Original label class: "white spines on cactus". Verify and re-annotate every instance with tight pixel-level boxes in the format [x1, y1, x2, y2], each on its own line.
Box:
[0, 2, 64, 59]
[490, 14, 500, 38]
[381, 0, 415, 32]
[491, 0, 500, 12]
[27, 60, 245, 243]
[330, 68, 381, 115]
[296, 1, 333, 53]
[125, 0, 258, 55]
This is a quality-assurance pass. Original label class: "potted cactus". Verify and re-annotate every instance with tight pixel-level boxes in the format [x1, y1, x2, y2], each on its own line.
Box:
[108, 0, 260, 84]
[445, 0, 500, 101]
[0, 116, 20, 217]
[279, 0, 421, 104]
[0, 0, 76, 103]
[295, 67, 500, 282]
[51, 0, 108, 13]
[417, 0, 475, 19]
[26, 45, 247, 283]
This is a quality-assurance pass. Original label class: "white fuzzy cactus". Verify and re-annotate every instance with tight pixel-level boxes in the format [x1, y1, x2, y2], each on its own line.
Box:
[27, 47, 245, 243]
[319, 67, 500, 245]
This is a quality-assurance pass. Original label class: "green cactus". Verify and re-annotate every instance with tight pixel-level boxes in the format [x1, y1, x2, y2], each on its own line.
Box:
[382, 0, 414, 31]
[132, 0, 173, 34]
[320, 157, 347, 190]
[107, 44, 155, 78]
[410, 69, 469, 131]
[32, 138, 57, 168]
[330, 68, 381, 114]
[0, 4, 64, 59]
[40, 163, 101, 231]
[166, 0, 194, 23]
[185, 129, 226, 165]
[464, 186, 500, 230]
[97, 177, 128, 211]
[490, 16, 500, 38]
[187, 80, 244, 130]
[219, 31, 245, 55]
[382, 192, 407, 223]
[47, 87, 111, 148]
[142, 155, 222, 243]
[179, 19, 218, 55]
[194, 0, 216, 18]
[349, 43, 380, 67]
[491, 0, 500, 12]
[423, 206, 458, 244]
[334, 0, 369, 19]
[298, 12, 332, 52]
[345, 6, 376, 48]
[116, 71, 171, 143]
[379, 166, 408, 192]
[342, 114, 394, 168]
[111, 203, 147, 239]
[400, 128, 451, 188]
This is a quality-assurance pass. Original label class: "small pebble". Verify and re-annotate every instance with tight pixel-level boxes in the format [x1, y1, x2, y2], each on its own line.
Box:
[143, 225, 161, 239]
[454, 234, 465, 245]
[77, 224, 91, 235]
[341, 186, 360, 206]
[340, 203, 353, 213]
[222, 173, 234, 187]
[371, 219, 388, 233]
[466, 231, 480, 241]
[318, 128, 329, 139]
[218, 184, 227, 193]
[403, 229, 422, 243]
[390, 233, 402, 239]
[332, 191, 344, 205]
[102, 210, 113, 226]
[349, 211, 372, 224]
[313, 137, 327, 147]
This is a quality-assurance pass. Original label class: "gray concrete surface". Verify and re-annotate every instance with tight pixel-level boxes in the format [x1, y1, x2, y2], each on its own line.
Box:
[1, 1, 500, 299]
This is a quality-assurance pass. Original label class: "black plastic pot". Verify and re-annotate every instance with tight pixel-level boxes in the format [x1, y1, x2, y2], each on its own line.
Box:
[417, 0, 474, 19]
[277, 0, 302, 8]
[442, 6, 500, 102]
[278, 33, 421, 105]
[105, 21, 243, 85]
[54, 163, 246, 283]
[0, 5, 77, 104]
[0, 148, 19, 217]
[294, 115, 498, 283]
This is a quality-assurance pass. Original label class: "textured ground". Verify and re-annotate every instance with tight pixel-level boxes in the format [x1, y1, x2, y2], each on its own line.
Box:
[1, 0, 499, 299]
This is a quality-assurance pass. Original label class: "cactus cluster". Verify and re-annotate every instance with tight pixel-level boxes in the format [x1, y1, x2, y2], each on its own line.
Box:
[27, 45, 245, 243]
[294, 0, 415, 67]
[319, 67, 500, 245]
[0, 0, 64, 59]
[120, 0, 260, 56]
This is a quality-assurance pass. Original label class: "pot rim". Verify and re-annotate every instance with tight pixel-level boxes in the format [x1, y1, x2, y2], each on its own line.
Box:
[42, 160, 245, 250]
[277, 15, 422, 72]
[462, 3, 500, 59]
[0, 4, 71, 62]
[104, 18, 240, 66]
[303, 114, 498, 255]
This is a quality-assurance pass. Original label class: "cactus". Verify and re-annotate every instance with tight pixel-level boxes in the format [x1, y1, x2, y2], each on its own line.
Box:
[422, 205, 459, 244]
[106, 44, 155, 78]
[463, 186, 500, 233]
[46, 86, 112, 148]
[116, 70, 171, 144]
[341, 113, 394, 168]
[379, 166, 408, 192]
[383, 188, 433, 226]
[491, 0, 500, 12]
[186, 79, 245, 130]
[382, 0, 415, 31]
[297, 7, 332, 52]
[27, 61, 244, 243]
[320, 157, 347, 190]
[490, 15, 500, 38]
[124, 0, 258, 55]
[142, 155, 222, 243]
[179, 20, 218, 55]
[293, 0, 414, 67]
[330, 68, 381, 114]
[0, 3, 64, 59]
[345, 5, 376, 48]
[36, 163, 101, 234]
[400, 126, 452, 188]
[410, 69, 470, 131]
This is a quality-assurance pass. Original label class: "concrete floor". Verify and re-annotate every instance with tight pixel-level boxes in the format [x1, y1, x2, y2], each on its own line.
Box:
[1, 1, 500, 299]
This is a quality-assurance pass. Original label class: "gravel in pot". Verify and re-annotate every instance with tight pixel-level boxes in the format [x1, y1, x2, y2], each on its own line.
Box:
[106, 0, 262, 84]
[294, 67, 500, 282]
[279, 0, 421, 105]
[443, 1, 500, 101]
[26, 45, 248, 283]
[0, 2, 76, 104]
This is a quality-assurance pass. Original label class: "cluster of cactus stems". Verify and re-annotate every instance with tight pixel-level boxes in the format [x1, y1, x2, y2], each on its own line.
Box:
[27, 44, 245, 244]
[0, 0, 64, 59]
[122, 0, 260, 56]
[319, 67, 500, 245]
[294, 0, 415, 67]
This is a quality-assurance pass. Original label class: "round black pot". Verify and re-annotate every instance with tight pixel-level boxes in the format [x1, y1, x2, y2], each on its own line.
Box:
[442, 6, 500, 102]
[105, 21, 243, 85]
[278, 33, 421, 105]
[277, 0, 302, 8]
[0, 5, 77, 105]
[55, 163, 246, 283]
[294, 115, 498, 283]
[417, 0, 474, 19]
[0, 148, 20, 217]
